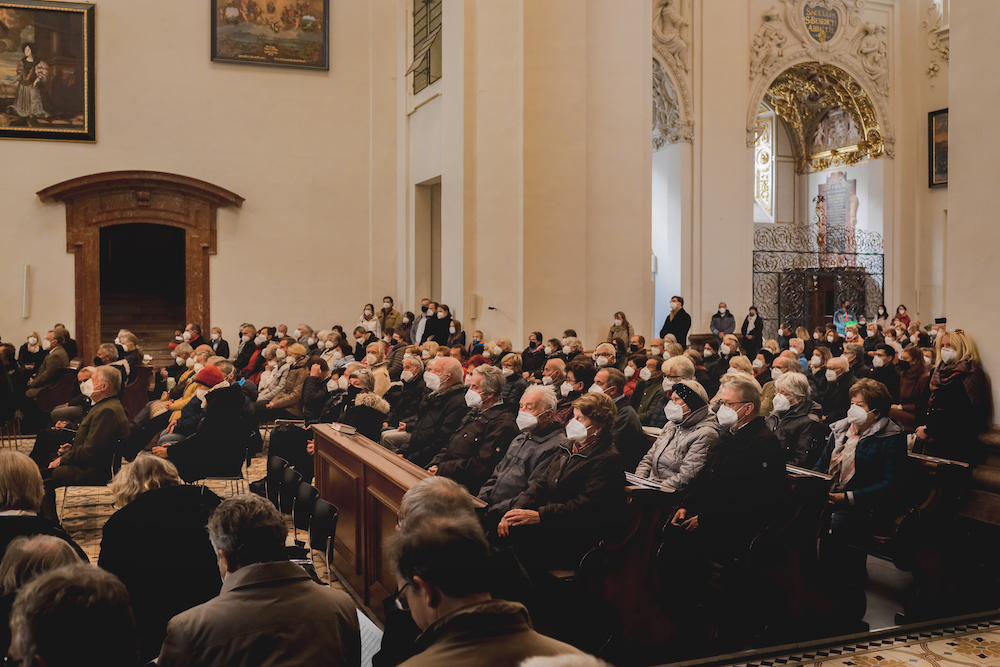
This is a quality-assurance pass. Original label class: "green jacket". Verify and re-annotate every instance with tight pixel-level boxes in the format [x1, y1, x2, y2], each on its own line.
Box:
[62, 396, 130, 470]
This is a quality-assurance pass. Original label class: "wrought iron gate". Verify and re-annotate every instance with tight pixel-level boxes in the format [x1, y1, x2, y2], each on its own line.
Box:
[753, 221, 884, 341]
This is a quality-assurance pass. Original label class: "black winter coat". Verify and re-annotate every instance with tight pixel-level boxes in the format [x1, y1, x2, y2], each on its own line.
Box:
[398, 383, 470, 467]
[765, 399, 828, 467]
[676, 416, 789, 536]
[429, 403, 519, 495]
[99, 485, 222, 660]
[660, 308, 692, 346]
[385, 377, 429, 426]
[165, 385, 252, 482]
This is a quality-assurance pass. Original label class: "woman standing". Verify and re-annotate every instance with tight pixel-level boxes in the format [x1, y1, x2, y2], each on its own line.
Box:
[357, 304, 382, 338]
[894, 305, 911, 328]
[606, 311, 634, 344]
[6, 43, 50, 119]
[916, 330, 988, 463]
[740, 306, 764, 359]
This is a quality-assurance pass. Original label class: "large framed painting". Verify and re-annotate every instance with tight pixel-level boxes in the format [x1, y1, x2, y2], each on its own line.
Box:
[0, 1, 95, 142]
[211, 0, 329, 70]
[929, 108, 948, 188]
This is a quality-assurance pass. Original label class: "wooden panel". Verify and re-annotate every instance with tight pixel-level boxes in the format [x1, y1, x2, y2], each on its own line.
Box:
[317, 448, 364, 575]
[366, 481, 407, 610]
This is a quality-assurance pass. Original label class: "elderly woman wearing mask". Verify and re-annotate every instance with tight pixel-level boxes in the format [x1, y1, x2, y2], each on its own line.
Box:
[500, 352, 529, 409]
[765, 372, 826, 467]
[915, 330, 988, 463]
[498, 392, 624, 571]
[813, 379, 905, 593]
[255, 343, 309, 421]
[645, 355, 696, 429]
[634, 381, 719, 491]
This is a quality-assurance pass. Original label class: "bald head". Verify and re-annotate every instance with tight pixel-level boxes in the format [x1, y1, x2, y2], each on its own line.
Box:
[827, 356, 848, 376]
[435, 356, 464, 389]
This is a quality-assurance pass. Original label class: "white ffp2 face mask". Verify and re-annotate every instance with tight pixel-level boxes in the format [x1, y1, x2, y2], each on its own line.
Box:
[424, 372, 441, 392]
[565, 418, 589, 442]
[847, 404, 870, 426]
[716, 404, 739, 429]
[664, 401, 685, 423]
[772, 394, 791, 413]
[624, 366, 635, 379]
[940, 347, 957, 364]
[825, 369, 838, 383]
[638, 367, 652, 382]
[560, 381, 573, 397]
[516, 411, 538, 432]
[465, 388, 483, 409]
[719, 344, 731, 357]
[562, 345, 572, 356]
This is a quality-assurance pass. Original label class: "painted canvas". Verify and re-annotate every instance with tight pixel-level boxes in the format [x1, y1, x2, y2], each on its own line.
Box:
[929, 108, 948, 188]
[212, 0, 329, 70]
[0, 1, 95, 142]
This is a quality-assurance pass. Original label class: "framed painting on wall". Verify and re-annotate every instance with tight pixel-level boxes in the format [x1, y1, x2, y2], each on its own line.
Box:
[929, 108, 948, 188]
[0, 1, 96, 142]
[211, 0, 329, 71]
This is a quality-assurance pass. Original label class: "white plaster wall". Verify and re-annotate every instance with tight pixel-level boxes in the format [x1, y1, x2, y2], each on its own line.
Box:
[652, 144, 683, 337]
[946, 0, 1000, 421]
[0, 0, 398, 353]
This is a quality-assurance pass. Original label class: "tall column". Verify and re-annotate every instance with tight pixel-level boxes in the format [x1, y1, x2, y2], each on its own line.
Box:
[945, 0, 1000, 421]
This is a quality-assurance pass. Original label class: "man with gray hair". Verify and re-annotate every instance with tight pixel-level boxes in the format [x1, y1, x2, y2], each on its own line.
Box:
[765, 372, 826, 466]
[397, 357, 469, 467]
[36, 365, 131, 521]
[158, 496, 361, 667]
[427, 365, 518, 495]
[591, 366, 647, 470]
[8, 563, 139, 667]
[478, 385, 564, 526]
[666, 376, 788, 602]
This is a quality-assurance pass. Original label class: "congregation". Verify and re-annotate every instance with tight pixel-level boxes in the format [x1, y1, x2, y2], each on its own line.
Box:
[0, 293, 991, 666]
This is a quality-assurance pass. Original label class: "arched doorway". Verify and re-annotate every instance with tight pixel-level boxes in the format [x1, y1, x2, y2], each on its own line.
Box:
[749, 62, 887, 340]
[100, 223, 187, 360]
[37, 172, 243, 361]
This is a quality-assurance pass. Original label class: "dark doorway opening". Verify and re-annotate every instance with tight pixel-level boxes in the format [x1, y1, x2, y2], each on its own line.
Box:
[100, 224, 185, 363]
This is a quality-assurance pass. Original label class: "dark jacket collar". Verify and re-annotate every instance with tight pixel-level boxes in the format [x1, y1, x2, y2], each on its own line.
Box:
[221, 561, 311, 594]
[409, 600, 533, 656]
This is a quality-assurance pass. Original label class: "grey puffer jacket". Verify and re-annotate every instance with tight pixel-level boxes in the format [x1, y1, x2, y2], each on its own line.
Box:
[634, 404, 720, 490]
[765, 398, 827, 467]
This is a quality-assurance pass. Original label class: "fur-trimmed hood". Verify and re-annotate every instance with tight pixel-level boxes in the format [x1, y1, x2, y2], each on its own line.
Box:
[355, 391, 390, 415]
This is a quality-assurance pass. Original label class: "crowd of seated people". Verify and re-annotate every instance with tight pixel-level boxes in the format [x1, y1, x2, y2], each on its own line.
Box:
[0, 296, 994, 665]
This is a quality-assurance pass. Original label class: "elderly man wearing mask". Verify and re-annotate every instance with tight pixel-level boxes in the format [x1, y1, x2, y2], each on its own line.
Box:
[396, 357, 470, 468]
[427, 365, 518, 495]
[759, 352, 804, 417]
[631, 356, 666, 426]
[635, 380, 719, 491]
[645, 355, 697, 430]
[479, 385, 565, 527]
[765, 371, 826, 467]
[537, 358, 566, 388]
[37, 366, 131, 520]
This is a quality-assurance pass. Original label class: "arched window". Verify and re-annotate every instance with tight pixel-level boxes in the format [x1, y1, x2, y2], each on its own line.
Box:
[754, 104, 776, 223]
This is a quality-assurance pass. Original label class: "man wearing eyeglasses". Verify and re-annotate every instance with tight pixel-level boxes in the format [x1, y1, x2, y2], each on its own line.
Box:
[388, 515, 581, 666]
[663, 376, 790, 606]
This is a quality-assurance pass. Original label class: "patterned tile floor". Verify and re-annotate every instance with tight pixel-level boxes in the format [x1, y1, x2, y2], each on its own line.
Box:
[3, 437, 339, 589]
[713, 618, 1000, 667]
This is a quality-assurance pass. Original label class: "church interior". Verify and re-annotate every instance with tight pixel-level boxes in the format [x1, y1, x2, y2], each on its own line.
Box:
[3, 1, 1000, 666]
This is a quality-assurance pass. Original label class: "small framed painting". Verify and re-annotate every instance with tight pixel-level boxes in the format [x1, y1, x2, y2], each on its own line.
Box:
[211, 0, 329, 71]
[0, 1, 96, 142]
[929, 108, 948, 188]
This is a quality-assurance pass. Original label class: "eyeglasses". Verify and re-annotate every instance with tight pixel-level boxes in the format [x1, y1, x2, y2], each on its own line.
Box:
[719, 400, 748, 410]
[393, 582, 411, 611]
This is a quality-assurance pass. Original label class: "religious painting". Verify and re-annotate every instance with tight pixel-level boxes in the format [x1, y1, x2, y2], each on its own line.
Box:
[211, 0, 329, 71]
[803, 4, 838, 43]
[0, 1, 95, 142]
[811, 106, 863, 155]
[929, 108, 948, 188]
[817, 171, 858, 254]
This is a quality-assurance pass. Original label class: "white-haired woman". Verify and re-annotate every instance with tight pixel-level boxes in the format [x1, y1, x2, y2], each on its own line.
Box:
[635, 380, 719, 491]
[764, 372, 827, 467]
[99, 456, 222, 661]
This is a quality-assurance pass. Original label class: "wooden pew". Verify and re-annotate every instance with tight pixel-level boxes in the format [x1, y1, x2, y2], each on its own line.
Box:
[310, 425, 485, 624]
[34, 368, 79, 413]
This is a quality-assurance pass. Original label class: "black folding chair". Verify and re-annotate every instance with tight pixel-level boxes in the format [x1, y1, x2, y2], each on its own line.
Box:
[250, 455, 289, 506]
[278, 467, 303, 515]
[310, 498, 340, 585]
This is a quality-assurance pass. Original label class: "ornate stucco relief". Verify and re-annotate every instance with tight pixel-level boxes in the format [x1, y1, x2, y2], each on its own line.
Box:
[652, 0, 693, 148]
